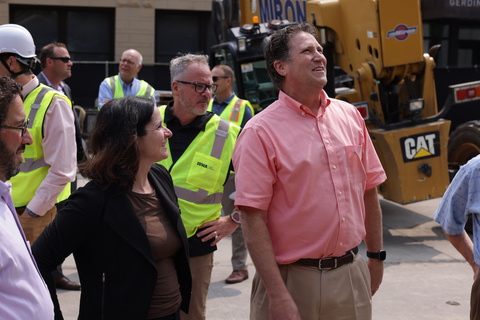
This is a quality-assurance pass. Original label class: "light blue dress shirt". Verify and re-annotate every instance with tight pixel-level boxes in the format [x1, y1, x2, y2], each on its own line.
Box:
[98, 73, 156, 108]
[434, 154, 480, 265]
[0, 180, 54, 319]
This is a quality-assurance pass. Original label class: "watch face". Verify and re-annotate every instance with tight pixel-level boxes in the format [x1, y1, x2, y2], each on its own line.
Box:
[231, 211, 241, 224]
[367, 250, 386, 261]
[379, 250, 386, 260]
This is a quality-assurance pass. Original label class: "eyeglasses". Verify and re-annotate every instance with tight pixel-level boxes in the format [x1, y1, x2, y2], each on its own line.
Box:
[1, 118, 29, 137]
[50, 57, 71, 63]
[120, 58, 136, 66]
[177, 80, 218, 94]
[212, 76, 229, 82]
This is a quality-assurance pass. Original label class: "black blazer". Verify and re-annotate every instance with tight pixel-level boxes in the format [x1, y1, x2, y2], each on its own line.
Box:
[32, 164, 191, 320]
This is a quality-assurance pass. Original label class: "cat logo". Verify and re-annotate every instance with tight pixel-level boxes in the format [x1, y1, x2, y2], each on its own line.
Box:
[400, 131, 440, 163]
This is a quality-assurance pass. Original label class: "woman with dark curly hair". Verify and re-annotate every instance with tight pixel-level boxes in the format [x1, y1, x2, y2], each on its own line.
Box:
[32, 96, 191, 320]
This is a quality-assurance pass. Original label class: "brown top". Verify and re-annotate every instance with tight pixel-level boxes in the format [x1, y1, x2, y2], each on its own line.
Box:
[127, 190, 182, 319]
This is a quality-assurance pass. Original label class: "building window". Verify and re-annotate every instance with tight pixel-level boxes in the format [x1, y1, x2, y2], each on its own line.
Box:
[423, 23, 449, 68]
[10, 5, 114, 61]
[155, 10, 216, 63]
[424, 21, 480, 68]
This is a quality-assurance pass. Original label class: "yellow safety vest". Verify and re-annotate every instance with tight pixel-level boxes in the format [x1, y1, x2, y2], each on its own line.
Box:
[157, 105, 240, 237]
[9, 84, 72, 207]
[207, 95, 254, 127]
[106, 75, 154, 100]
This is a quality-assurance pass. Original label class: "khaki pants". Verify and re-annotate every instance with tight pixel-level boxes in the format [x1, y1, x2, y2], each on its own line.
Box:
[180, 253, 214, 320]
[16, 206, 56, 245]
[250, 254, 372, 320]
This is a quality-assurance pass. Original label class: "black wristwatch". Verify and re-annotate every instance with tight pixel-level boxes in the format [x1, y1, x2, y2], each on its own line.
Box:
[230, 211, 241, 224]
[366, 250, 386, 261]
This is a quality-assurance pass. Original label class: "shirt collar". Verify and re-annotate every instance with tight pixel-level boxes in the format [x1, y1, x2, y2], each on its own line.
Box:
[164, 100, 213, 131]
[21, 76, 39, 98]
[213, 92, 235, 105]
[278, 89, 331, 117]
[0, 180, 11, 196]
[118, 73, 134, 89]
[39, 71, 65, 92]
[0, 180, 13, 206]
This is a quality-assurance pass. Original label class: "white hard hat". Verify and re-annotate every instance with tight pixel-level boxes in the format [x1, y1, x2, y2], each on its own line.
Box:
[0, 24, 36, 58]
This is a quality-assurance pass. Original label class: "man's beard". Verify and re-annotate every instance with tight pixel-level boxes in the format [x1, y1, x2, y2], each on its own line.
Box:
[0, 139, 20, 181]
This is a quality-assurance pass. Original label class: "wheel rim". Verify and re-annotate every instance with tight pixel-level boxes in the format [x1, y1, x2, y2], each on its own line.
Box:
[450, 142, 480, 166]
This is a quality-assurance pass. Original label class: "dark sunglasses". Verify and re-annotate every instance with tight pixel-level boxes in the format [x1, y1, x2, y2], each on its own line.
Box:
[1, 118, 29, 137]
[50, 56, 71, 63]
[212, 76, 229, 82]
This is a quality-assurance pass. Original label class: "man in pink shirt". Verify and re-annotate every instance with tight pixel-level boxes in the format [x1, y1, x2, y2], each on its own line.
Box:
[233, 23, 387, 320]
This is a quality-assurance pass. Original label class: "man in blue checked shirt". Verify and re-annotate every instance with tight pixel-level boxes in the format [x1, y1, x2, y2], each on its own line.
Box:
[434, 154, 480, 320]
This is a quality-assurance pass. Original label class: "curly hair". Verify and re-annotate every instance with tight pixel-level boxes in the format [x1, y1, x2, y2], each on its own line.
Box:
[0, 76, 23, 126]
[80, 96, 154, 192]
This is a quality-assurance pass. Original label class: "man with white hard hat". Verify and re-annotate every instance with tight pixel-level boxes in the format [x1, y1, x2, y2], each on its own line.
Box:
[0, 24, 78, 293]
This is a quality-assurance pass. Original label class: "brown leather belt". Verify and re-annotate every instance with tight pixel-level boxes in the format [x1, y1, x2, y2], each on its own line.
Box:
[293, 246, 359, 270]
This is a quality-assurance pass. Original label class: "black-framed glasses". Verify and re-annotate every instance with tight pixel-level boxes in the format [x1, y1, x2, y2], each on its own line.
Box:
[50, 56, 71, 63]
[1, 118, 29, 137]
[177, 80, 218, 94]
[212, 76, 229, 82]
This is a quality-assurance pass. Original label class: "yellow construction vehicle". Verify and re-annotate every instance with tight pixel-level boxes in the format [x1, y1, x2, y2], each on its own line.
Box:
[210, 0, 480, 204]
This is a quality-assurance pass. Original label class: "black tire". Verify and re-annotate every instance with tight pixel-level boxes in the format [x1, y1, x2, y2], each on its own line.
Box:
[448, 120, 480, 176]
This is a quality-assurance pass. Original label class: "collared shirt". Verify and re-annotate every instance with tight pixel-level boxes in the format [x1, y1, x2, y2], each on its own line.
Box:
[233, 90, 386, 264]
[19, 76, 77, 215]
[434, 154, 480, 265]
[98, 73, 156, 108]
[0, 180, 54, 319]
[39, 71, 65, 94]
[210, 92, 253, 128]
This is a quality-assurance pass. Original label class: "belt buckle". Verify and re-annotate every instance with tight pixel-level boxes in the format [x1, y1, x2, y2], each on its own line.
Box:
[318, 257, 337, 270]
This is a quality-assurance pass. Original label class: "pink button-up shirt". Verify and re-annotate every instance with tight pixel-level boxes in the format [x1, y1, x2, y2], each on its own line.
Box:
[233, 90, 386, 264]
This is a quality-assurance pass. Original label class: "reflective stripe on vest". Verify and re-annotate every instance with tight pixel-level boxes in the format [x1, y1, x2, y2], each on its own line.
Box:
[157, 105, 240, 237]
[172, 119, 230, 204]
[207, 95, 252, 127]
[229, 99, 242, 123]
[10, 84, 72, 207]
[106, 75, 154, 99]
[20, 87, 50, 172]
[137, 82, 154, 99]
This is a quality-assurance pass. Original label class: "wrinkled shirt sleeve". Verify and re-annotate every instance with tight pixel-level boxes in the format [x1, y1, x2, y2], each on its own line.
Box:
[434, 158, 480, 235]
[98, 79, 112, 109]
[27, 96, 77, 215]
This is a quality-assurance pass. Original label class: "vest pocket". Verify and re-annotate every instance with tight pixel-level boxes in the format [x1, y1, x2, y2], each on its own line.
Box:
[186, 152, 223, 192]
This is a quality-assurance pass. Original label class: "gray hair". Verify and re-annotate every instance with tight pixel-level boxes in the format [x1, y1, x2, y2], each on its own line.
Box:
[170, 53, 209, 84]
